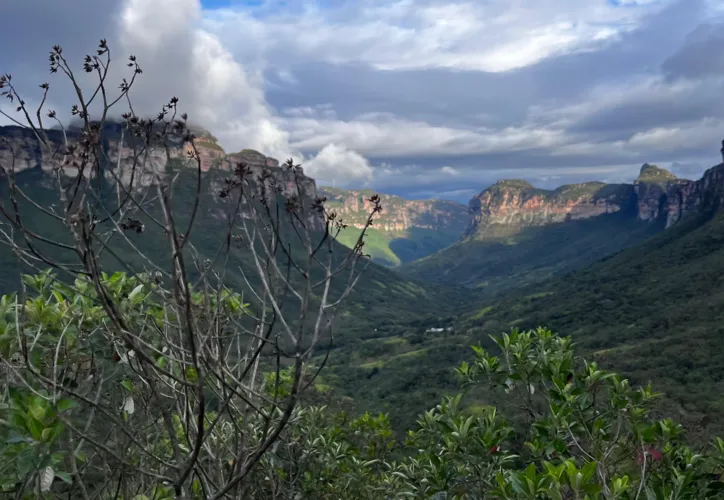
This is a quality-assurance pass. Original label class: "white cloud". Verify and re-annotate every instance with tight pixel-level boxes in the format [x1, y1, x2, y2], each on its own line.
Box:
[305, 143, 374, 186]
[283, 115, 567, 157]
[205, 0, 671, 72]
[118, 0, 294, 160]
[626, 118, 724, 150]
[613, 0, 662, 5]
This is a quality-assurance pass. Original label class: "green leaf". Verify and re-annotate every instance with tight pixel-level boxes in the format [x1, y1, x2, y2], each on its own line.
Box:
[28, 397, 47, 422]
[6, 433, 29, 444]
[17, 446, 37, 476]
[25, 416, 43, 441]
[56, 398, 76, 412]
[55, 471, 72, 484]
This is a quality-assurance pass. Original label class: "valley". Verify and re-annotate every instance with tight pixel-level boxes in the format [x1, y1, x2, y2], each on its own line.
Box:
[0, 124, 472, 346]
[5, 122, 724, 440]
[6, 6, 724, 495]
[317, 158, 724, 439]
[401, 164, 703, 293]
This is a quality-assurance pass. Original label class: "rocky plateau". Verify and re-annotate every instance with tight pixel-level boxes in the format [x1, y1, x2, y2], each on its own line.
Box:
[465, 161, 724, 240]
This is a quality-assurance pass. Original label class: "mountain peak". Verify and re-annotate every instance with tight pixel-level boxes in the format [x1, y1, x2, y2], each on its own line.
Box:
[637, 164, 677, 184]
[494, 179, 535, 190]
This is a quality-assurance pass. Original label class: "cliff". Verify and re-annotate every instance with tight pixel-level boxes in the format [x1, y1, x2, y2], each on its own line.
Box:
[466, 160, 724, 240]
[318, 187, 471, 266]
[465, 180, 634, 240]
[633, 163, 724, 228]
[319, 187, 470, 235]
[0, 122, 319, 214]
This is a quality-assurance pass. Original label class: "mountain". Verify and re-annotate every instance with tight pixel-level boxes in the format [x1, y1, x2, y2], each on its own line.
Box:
[401, 163, 717, 293]
[0, 123, 472, 346]
[318, 187, 470, 266]
[464, 179, 633, 240]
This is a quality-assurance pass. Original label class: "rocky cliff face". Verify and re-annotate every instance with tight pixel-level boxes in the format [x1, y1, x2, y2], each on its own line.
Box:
[466, 160, 724, 240]
[466, 180, 634, 240]
[319, 187, 470, 235]
[0, 122, 318, 208]
[633, 163, 724, 228]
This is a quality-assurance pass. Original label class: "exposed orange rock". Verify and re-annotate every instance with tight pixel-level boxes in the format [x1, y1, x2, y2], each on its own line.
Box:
[319, 188, 470, 236]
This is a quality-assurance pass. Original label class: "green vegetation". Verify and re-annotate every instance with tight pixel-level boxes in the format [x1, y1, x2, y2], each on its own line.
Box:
[335, 225, 471, 267]
[637, 164, 679, 185]
[336, 226, 402, 266]
[344, 206, 724, 442]
[402, 210, 661, 293]
[0, 165, 470, 347]
[458, 208, 724, 440]
[496, 179, 537, 189]
[552, 182, 633, 203]
[5, 38, 724, 499]
[389, 226, 472, 264]
[482, 180, 633, 205]
[6, 300, 724, 498]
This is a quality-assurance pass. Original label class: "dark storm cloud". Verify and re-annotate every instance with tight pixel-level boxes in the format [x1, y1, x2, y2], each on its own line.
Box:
[254, 0, 724, 202]
[662, 22, 724, 80]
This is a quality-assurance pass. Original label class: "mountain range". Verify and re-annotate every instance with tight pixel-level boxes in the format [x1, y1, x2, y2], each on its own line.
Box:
[3, 122, 724, 440]
[400, 163, 723, 293]
[0, 124, 468, 347]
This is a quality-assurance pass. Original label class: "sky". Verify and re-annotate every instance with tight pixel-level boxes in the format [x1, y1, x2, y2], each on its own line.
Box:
[2, 0, 724, 202]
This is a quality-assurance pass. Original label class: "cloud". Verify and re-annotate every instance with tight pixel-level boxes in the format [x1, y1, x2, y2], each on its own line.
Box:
[304, 143, 373, 187]
[282, 113, 566, 158]
[205, 0, 676, 72]
[2, 0, 724, 202]
[612, 0, 662, 5]
[117, 0, 293, 159]
[662, 22, 724, 80]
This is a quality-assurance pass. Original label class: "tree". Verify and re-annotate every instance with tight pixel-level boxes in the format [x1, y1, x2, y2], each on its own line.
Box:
[0, 41, 378, 498]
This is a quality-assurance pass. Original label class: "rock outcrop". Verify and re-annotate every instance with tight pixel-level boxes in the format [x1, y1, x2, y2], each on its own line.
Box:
[319, 187, 470, 235]
[465, 180, 634, 239]
[0, 122, 321, 225]
[633, 163, 724, 228]
[466, 158, 724, 240]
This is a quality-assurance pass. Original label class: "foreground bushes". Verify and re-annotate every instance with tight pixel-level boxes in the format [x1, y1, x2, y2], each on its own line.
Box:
[253, 328, 724, 499]
[1, 274, 723, 498]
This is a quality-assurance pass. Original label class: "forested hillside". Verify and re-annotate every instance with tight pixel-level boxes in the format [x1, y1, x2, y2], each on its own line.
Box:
[332, 195, 724, 442]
